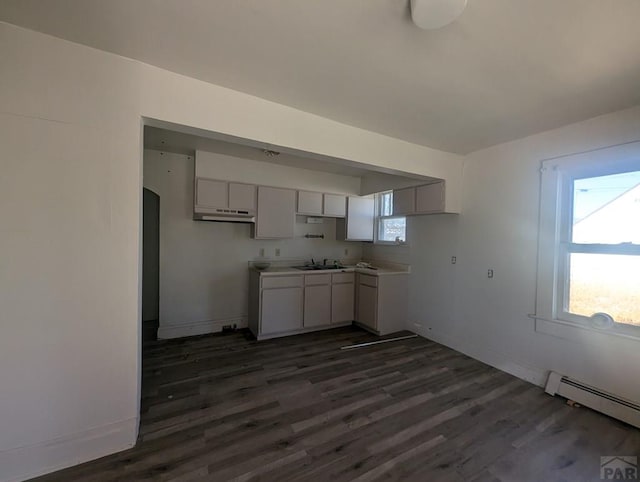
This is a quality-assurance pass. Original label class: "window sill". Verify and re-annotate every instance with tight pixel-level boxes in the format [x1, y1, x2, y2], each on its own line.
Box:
[373, 241, 410, 247]
[531, 315, 640, 343]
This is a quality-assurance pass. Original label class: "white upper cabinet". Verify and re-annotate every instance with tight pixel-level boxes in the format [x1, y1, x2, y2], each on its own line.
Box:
[337, 196, 374, 241]
[392, 187, 415, 216]
[296, 191, 346, 217]
[391, 181, 445, 216]
[297, 191, 323, 215]
[228, 182, 257, 212]
[195, 178, 256, 214]
[323, 194, 346, 217]
[415, 182, 445, 213]
[195, 178, 228, 209]
[255, 186, 296, 239]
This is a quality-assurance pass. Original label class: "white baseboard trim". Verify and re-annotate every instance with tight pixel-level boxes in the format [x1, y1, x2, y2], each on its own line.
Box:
[157, 316, 248, 339]
[0, 417, 138, 482]
[256, 322, 352, 341]
[413, 323, 547, 388]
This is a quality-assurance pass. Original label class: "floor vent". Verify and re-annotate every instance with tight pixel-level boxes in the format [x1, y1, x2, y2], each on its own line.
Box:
[545, 371, 640, 429]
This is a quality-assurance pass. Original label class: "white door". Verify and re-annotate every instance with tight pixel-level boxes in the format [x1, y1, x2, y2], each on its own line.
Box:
[229, 183, 256, 211]
[415, 182, 445, 213]
[297, 191, 323, 215]
[346, 196, 374, 241]
[357, 283, 377, 330]
[331, 283, 354, 323]
[256, 186, 296, 239]
[323, 194, 346, 217]
[393, 187, 415, 215]
[195, 178, 227, 209]
[261, 287, 303, 334]
[304, 284, 331, 327]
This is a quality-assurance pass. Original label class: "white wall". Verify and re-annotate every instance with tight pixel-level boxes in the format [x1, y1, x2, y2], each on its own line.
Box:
[366, 105, 640, 403]
[195, 150, 361, 194]
[360, 171, 436, 197]
[143, 149, 363, 338]
[1, 22, 460, 481]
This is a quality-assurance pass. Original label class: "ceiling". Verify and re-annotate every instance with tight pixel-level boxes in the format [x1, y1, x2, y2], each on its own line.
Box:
[144, 126, 373, 177]
[144, 125, 435, 186]
[2, 0, 640, 154]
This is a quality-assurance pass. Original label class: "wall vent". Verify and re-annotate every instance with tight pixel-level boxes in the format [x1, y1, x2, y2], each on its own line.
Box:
[545, 371, 640, 429]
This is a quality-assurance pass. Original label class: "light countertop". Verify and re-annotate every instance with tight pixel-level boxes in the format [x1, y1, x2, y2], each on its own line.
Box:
[249, 260, 410, 277]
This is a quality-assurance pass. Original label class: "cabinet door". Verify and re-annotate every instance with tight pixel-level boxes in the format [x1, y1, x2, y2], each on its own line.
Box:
[229, 183, 256, 212]
[304, 284, 331, 327]
[297, 191, 323, 215]
[323, 194, 346, 217]
[256, 186, 296, 239]
[357, 284, 377, 330]
[415, 182, 445, 213]
[261, 287, 303, 334]
[332, 283, 354, 323]
[346, 196, 374, 241]
[195, 178, 227, 209]
[393, 187, 415, 215]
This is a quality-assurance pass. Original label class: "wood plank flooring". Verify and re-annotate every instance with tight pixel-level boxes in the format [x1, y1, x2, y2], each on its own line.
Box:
[32, 327, 640, 481]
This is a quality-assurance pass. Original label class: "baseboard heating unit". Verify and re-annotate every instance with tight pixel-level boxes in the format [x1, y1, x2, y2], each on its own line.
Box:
[545, 371, 640, 429]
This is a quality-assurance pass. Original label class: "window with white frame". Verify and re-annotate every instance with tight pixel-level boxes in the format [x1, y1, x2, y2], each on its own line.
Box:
[535, 142, 640, 338]
[376, 191, 406, 243]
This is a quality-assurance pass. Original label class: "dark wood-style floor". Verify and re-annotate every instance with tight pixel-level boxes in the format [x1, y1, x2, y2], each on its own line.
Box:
[33, 327, 639, 481]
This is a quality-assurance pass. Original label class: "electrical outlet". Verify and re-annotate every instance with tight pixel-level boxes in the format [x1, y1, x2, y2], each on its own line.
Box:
[488, 269, 494, 278]
[259, 248, 265, 257]
[344, 248, 349, 256]
[451, 256, 457, 264]
[275, 248, 280, 257]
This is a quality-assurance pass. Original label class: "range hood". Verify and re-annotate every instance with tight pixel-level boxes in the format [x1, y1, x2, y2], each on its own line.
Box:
[193, 208, 255, 223]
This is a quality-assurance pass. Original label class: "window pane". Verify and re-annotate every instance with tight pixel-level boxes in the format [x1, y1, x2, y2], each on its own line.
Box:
[379, 217, 406, 242]
[379, 192, 393, 217]
[572, 171, 640, 244]
[568, 253, 640, 326]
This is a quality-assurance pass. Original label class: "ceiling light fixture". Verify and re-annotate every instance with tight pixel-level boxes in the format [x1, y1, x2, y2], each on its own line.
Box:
[410, 0, 467, 30]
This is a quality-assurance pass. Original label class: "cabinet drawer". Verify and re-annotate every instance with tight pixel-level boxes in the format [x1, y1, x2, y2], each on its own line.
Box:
[332, 272, 355, 284]
[262, 276, 303, 289]
[358, 274, 378, 287]
[305, 274, 331, 285]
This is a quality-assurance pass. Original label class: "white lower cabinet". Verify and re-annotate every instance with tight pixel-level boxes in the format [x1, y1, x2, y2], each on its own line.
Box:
[261, 287, 303, 334]
[357, 282, 378, 331]
[304, 284, 331, 327]
[255, 275, 303, 336]
[331, 273, 355, 323]
[250, 270, 406, 340]
[304, 274, 331, 327]
[355, 273, 408, 335]
[250, 271, 356, 339]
